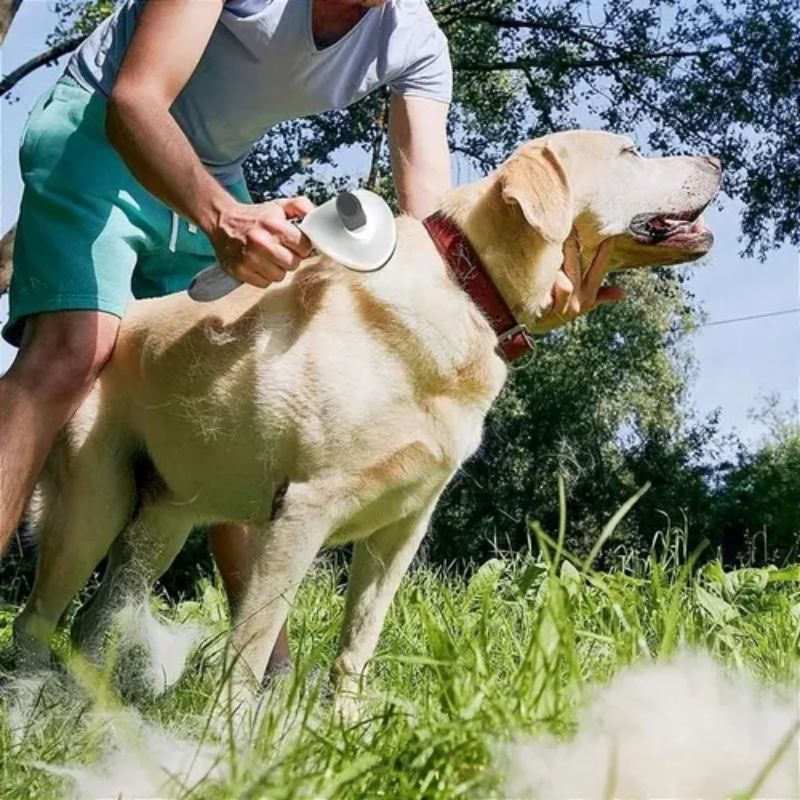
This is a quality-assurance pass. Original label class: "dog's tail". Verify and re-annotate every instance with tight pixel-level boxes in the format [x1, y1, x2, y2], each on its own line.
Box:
[0, 225, 15, 297]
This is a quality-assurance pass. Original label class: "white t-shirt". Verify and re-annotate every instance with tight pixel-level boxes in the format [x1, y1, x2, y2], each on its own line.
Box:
[67, 0, 453, 184]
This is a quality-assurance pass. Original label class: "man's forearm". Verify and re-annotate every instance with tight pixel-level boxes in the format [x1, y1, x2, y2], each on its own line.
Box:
[396, 171, 451, 219]
[389, 96, 451, 220]
[106, 91, 235, 236]
[391, 125, 451, 218]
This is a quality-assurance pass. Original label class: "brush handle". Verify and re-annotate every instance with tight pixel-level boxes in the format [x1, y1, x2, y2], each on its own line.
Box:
[187, 265, 242, 302]
[188, 218, 307, 302]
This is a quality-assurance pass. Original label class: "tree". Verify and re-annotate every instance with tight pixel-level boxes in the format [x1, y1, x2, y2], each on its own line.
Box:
[712, 411, 800, 565]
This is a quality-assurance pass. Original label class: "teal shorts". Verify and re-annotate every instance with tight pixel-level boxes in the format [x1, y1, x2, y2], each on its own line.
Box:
[4, 75, 251, 346]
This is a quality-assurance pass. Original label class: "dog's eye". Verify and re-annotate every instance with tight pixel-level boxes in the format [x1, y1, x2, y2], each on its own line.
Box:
[621, 145, 640, 157]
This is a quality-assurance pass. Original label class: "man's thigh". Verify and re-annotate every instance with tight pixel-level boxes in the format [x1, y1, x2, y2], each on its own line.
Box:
[4, 77, 157, 348]
[5, 190, 140, 348]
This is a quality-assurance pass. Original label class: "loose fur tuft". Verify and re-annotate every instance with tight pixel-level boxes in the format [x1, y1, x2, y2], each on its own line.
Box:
[499, 653, 800, 799]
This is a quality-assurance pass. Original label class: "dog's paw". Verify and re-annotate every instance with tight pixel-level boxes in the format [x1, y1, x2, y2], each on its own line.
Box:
[260, 658, 293, 690]
[332, 689, 368, 724]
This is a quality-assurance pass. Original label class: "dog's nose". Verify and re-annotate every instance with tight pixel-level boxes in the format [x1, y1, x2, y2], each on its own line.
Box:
[700, 155, 722, 172]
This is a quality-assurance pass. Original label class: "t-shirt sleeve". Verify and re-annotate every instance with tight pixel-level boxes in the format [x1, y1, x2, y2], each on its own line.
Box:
[389, 27, 453, 104]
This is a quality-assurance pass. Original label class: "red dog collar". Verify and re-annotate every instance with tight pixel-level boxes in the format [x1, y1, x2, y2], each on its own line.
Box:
[422, 213, 533, 363]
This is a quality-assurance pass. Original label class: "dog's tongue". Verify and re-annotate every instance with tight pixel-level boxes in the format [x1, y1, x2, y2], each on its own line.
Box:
[651, 216, 676, 231]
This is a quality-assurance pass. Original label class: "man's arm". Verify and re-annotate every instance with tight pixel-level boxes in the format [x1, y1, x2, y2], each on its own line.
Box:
[388, 95, 451, 219]
[106, 0, 310, 287]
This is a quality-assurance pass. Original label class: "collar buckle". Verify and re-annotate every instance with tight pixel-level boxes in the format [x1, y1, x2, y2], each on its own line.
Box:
[497, 323, 531, 344]
[495, 323, 535, 364]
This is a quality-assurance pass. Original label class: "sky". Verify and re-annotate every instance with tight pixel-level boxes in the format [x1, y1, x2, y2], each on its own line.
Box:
[1, 1, 798, 450]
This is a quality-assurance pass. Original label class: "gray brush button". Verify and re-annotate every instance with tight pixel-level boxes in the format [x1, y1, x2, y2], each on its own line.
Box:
[336, 192, 367, 231]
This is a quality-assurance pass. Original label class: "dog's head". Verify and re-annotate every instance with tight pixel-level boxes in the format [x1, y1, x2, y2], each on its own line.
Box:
[455, 130, 722, 321]
[541, 130, 720, 267]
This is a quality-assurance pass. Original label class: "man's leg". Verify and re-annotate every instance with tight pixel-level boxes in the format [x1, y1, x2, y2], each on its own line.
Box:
[0, 310, 120, 555]
[208, 522, 292, 670]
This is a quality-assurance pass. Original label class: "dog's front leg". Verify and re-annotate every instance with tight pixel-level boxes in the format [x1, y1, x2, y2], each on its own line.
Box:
[332, 494, 440, 711]
[229, 482, 332, 691]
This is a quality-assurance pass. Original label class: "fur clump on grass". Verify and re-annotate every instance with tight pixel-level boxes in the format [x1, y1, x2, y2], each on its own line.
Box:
[500, 652, 800, 799]
[1, 513, 800, 799]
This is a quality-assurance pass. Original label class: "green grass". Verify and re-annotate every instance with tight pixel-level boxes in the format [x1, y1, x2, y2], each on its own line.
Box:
[2, 525, 800, 799]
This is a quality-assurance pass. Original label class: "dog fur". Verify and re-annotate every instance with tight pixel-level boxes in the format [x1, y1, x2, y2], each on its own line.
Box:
[0, 227, 14, 297]
[10, 131, 721, 699]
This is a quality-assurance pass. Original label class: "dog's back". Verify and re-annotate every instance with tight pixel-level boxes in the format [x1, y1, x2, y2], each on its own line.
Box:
[0, 226, 14, 296]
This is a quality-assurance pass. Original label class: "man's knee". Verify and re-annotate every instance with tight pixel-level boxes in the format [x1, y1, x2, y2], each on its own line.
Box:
[11, 312, 119, 401]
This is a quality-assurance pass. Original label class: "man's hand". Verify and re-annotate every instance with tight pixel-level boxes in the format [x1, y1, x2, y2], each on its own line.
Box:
[531, 238, 625, 334]
[211, 197, 316, 288]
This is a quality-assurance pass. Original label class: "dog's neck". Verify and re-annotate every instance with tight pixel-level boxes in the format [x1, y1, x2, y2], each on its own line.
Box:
[438, 180, 565, 330]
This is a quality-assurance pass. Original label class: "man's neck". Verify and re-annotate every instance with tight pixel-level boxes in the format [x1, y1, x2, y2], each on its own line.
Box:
[312, 1, 371, 48]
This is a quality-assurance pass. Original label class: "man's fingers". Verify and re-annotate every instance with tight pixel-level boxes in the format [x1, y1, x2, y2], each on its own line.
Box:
[254, 262, 287, 284]
[561, 237, 582, 288]
[552, 271, 574, 316]
[595, 285, 626, 305]
[235, 267, 270, 289]
[582, 238, 616, 299]
[261, 239, 303, 273]
[249, 228, 303, 272]
[213, 196, 321, 292]
[276, 195, 316, 219]
[262, 216, 313, 257]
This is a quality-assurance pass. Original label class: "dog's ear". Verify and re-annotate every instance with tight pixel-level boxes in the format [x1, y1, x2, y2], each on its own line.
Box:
[499, 144, 573, 245]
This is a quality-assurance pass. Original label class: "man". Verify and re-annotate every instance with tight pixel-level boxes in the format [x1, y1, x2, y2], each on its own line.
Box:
[0, 0, 618, 665]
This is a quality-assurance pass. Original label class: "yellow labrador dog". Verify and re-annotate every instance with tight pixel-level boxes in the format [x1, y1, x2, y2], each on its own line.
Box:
[13, 131, 721, 697]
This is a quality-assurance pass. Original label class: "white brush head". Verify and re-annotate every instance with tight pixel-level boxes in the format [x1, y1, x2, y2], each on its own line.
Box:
[187, 189, 397, 302]
[298, 189, 397, 272]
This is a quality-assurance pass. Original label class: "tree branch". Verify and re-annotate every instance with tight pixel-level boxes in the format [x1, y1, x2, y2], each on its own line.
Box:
[453, 13, 608, 35]
[0, 34, 86, 97]
[455, 47, 732, 73]
[0, 225, 14, 296]
[451, 143, 497, 171]
[434, 0, 491, 29]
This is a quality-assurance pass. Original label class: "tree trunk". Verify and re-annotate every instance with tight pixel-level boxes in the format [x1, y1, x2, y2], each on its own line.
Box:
[0, 0, 23, 44]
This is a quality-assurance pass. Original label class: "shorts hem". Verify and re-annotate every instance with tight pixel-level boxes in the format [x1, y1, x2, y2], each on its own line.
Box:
[3, 293, 125, 347]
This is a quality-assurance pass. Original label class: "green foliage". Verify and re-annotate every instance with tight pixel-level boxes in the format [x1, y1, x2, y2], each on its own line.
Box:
[2, 529, 800, 799]
[428, 267, 715, 562]
[712, 415, 800, 564]
[47, 0, 114, 44]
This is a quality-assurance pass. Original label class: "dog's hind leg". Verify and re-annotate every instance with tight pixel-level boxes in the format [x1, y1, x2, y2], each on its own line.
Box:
[13, 428, 136, 667]
[70, 500, 197, 658]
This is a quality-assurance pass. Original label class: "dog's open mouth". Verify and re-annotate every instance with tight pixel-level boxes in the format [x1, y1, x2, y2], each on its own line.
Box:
[628, 208, 714, 252]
